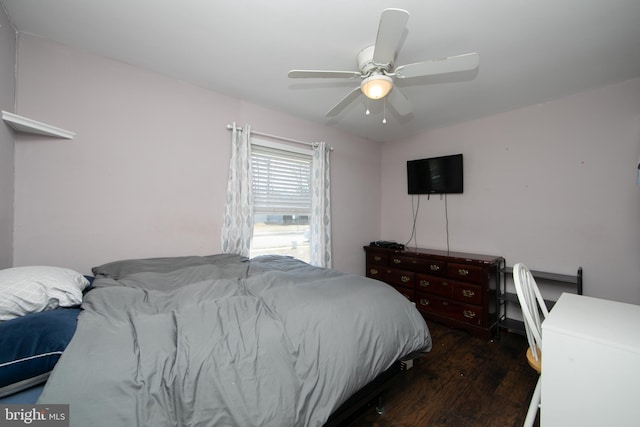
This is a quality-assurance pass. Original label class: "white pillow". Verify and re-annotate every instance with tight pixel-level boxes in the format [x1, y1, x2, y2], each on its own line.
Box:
[0, 266, 90, 321]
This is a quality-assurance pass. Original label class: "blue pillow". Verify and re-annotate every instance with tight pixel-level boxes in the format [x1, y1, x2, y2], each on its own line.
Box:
[0, 307, 81, 397]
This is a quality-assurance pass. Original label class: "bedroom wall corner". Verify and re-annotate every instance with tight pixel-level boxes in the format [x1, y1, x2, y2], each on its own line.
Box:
[380, 78, 640, 305]
[12, 34, 239, 273]
[0, 7, 16, 269]
[12, 35, 383, 276]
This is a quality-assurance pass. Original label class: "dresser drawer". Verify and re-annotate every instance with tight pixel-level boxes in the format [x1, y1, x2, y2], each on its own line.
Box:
[366, 266, 385, 280]
[452, 281, 482, 305]
[392, 286, 415, 302]
[415, 274, 453, 298]
[447, 263, 486, 284]
[390, 255, 446, 276]
[383, 269, 415, 290]
[366, 252, 388, 266]
[416, 295, 482, 326]
[416, 295, 455, 319]
[450, 302, 482, 326]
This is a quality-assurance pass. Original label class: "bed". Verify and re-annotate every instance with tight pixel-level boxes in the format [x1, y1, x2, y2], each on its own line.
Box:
[1, 254, 431, 426]
[0, 266, 92, 401]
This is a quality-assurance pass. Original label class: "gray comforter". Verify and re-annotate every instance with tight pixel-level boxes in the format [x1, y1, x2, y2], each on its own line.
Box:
[38, 254, 431, 426]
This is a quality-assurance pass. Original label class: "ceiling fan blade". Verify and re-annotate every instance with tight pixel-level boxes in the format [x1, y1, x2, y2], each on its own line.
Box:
[386, 87, 412, 116]
[288, 70, 362, 79]
[395, 53, 480, 79]
[372, 8, 409, 66]
[325, 87, 361, 117]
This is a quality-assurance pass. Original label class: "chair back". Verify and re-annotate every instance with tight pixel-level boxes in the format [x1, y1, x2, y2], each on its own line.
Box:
[513, 263, 549, 363]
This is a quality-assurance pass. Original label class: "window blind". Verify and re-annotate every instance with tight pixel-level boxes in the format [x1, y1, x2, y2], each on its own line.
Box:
[251, 144, 312, 214]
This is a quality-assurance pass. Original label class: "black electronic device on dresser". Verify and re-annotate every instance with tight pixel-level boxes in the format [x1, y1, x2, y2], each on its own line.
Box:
[369, 241, 405, 250]
[364, 245, 504, 339]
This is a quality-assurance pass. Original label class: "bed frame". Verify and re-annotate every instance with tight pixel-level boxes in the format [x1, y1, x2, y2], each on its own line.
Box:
[2, 361, 406, 426]
[324, 360, 403, 426]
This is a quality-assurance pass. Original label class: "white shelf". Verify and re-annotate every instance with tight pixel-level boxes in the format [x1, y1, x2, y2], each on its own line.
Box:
[2, 111, 75, 139]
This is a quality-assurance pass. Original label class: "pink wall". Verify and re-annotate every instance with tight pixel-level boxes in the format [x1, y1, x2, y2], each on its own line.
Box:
[12, 35, 381, 275]
[381, 78, 640, 304]
[0, 8, 16, 268]
[12, 33, 640, 304]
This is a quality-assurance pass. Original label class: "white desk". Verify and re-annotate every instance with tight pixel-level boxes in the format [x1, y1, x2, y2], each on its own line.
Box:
[541, 293, 640, 426]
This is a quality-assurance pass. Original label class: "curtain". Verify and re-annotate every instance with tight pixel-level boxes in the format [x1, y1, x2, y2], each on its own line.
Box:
[310, 141, 332, 268]
[220, 123, 254, 257]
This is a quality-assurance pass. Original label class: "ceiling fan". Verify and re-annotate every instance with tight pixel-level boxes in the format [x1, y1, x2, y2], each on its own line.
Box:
[288, 8, 479, 118]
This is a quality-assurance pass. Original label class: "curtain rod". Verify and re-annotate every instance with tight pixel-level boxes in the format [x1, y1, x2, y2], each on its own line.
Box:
[225, 124, 333, 151]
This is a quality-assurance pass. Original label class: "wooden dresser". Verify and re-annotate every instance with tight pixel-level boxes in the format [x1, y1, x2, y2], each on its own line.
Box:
[364, 245, 504, 339]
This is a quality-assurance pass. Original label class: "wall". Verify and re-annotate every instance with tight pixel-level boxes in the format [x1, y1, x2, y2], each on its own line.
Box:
[13, 35, 381, 275]
[0, 7, 15, 269]
[381, 78, 640, 304]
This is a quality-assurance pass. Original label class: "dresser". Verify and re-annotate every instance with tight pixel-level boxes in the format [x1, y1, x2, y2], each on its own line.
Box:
[364, 245, 503, 339]
[541, 293, 640, 426]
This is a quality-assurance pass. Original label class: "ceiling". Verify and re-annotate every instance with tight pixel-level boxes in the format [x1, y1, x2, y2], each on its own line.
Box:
[2, 0, 640, 143]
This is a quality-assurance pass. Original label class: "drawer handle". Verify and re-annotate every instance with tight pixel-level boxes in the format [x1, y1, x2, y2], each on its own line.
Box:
[374, 256, 382, 261]
[419, 280, 430, 287]
[393, 258, 401, 264]
[442, 301, 449, 306]
[369, 268, 379, 275]
[458, 268, 470, 276]
[430, 265, 440, 271]
[400, 275, 411, 283]
[462, 289, 475, 298]
[419, 298, 430, 306]
[441, 281, 449, 287]
[463, 310, 476, 319]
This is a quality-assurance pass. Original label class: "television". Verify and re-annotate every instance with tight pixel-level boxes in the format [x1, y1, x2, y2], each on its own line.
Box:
[407, 154, 463, 194]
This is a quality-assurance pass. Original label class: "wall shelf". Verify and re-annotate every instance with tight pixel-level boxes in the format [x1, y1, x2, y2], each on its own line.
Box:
[2, 111, 75, 139]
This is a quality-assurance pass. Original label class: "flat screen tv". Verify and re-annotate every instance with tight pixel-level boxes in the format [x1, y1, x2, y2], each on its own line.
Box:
[407, 154, 463, 194]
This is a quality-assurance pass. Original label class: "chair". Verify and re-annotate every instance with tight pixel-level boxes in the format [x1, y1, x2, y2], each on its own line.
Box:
[513, 263, 549, 427]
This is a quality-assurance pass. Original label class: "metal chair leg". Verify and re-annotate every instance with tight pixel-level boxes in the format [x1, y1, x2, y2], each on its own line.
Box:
[523, 376, 541, 427]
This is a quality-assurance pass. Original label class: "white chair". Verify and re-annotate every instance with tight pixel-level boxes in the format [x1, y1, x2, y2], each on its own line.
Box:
[513, 263, 549, 427]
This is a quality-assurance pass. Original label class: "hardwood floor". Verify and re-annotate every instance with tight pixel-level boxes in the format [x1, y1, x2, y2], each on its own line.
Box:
[346, 321, 540, 427]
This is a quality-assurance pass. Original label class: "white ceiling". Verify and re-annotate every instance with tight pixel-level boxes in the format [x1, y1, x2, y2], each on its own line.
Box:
[2, 0, 640, 143]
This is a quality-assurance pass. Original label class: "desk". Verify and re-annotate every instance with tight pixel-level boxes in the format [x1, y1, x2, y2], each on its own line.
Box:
[541, 293, 640, 426]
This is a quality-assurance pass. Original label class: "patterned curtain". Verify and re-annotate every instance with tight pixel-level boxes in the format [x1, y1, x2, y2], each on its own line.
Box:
[220, 123, 254, 257]
[310, 141, 332, 268]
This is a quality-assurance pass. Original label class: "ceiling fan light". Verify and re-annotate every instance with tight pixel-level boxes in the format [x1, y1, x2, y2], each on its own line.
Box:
[361, 75, 393, 100]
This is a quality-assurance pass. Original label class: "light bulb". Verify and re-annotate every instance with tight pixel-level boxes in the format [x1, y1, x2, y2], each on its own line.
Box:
[360, 74, 393, 100]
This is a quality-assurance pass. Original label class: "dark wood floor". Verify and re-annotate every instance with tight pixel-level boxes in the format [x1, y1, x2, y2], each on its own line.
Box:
[345, 321, 540, 427]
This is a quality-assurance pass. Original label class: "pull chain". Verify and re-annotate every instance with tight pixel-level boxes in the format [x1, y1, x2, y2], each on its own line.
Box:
[382, 98, 387, 124]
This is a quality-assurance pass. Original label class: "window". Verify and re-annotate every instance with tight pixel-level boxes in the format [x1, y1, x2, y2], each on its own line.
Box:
[250, 140, 312, 262]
